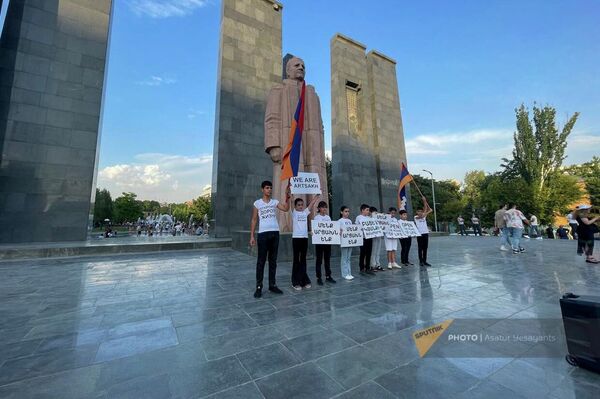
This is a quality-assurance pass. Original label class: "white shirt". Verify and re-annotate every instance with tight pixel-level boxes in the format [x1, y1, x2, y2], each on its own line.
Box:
[504, 208, 526, 229]
[530, 215, 538, 226]
[414, 216, 429, 234]
[314, 214, 331, 222]
[457, 217, 464, 225]
[254, 199, 280, 233]
[338, 218, 352, 228]
[567, 213, 578, 225]
[292, 209, 310, 238]
[471, 217, 479, 224]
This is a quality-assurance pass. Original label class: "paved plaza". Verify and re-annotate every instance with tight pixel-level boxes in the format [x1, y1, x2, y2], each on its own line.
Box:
[1, 236, 599, 398]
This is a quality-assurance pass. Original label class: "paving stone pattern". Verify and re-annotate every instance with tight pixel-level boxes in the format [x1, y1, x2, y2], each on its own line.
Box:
[0, 236, 599, 398]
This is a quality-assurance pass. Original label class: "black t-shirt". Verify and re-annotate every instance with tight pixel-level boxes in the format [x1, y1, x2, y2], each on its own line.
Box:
[576, 217, 595, 240]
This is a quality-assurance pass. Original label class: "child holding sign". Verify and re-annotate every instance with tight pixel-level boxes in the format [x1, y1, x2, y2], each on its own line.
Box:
[291, 196, 320, 291]
[370, 206, 384, 271]
[338, 205, 354, 280]
[399, 210, 413, 266]
[314, 201, 336, 285]
[385, 207, 402, 269]
[356, 204, 375, 275]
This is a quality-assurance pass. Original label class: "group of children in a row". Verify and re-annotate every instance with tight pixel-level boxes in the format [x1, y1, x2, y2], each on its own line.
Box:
[250, 180, 433, 298]
[290, 196, 433, 291]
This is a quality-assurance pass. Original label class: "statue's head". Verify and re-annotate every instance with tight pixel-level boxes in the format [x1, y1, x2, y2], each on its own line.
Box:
[286, 57, 305, 81]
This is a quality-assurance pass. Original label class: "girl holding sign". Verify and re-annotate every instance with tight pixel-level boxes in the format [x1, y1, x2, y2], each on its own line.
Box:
[338, 205, 354, 280]
[385, 207, 402, 269]
[290, 195, 321, 291]
[314, 201, 336, 285]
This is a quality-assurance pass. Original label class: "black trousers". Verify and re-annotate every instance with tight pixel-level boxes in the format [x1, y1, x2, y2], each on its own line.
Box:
[417, 234, 429, 263]
[315, 244, 332, 278]
[359, 238, 373, 271]
[292, 238, 311, 286]
[458, 225, 466, 235]
[256, 231, 279, 289]
[473, 224, 481, 236]
[400, 237, 412, 264]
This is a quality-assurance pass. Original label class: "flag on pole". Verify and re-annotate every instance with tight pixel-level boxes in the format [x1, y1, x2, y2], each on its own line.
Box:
[398, 162, 413, 210]
[281, 81, 306, 180]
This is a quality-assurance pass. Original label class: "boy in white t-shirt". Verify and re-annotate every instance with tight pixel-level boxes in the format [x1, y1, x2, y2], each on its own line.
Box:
[291, 195, 320, 290]
[385, 207, 402, 269]
[250, 180, 291, 298]
[414, 199, 433, 267]
[314, 201, 336, 285]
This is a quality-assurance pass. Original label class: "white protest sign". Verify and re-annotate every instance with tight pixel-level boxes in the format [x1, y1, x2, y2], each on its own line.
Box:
[374, 213, 390, 232]
[311, 220, 340, 245]
[290, 172, 321, 195]
[399, 221, 421, 237]
[386, 219, 405, 239]
[359, 218, 384, 239]
[341, 225, 363, 247]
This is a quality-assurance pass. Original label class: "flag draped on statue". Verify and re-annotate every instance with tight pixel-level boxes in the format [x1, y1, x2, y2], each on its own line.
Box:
[280, 81, 306, 180]
[398, 162, 413, 210]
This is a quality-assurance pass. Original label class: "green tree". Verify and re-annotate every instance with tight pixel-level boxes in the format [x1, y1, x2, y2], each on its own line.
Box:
[189, 196, 212, 222]
[113, 192, 143, 223]
[462, 170, 486, 214]
[172, 203, 191, 222]
[565, 156, 600, 205]
[141, 200, 161, 214]
[93, 188, 113, 224]
[409, 174, 463, 223]
[501, 104, 581, 222]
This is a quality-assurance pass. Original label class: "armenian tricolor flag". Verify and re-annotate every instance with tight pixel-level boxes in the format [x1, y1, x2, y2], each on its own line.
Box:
[281, 81, 306, 180]
[398, 162, 413, 210]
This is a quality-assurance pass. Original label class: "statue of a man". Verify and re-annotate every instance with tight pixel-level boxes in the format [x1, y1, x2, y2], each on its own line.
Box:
[264, 57, 329, 232]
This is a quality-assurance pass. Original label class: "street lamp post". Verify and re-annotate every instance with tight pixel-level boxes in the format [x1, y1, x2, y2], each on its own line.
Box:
[422, 169, 438, 232]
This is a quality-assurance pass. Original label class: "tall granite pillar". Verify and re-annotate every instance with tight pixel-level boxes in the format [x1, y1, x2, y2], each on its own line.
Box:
[330, 34, 379, 216]
[331, 33, 409, 215]
[0, 0, 112, 243]
[211, 0, 283, 237]
[366, 50, 409, 211]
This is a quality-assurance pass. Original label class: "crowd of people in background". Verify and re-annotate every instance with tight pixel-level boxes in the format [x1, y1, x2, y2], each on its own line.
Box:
[100, 215, 210, 238]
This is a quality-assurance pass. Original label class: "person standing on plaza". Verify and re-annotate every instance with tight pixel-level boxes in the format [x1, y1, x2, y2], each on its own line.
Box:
[290, 195, 320, 291]
[471, 214, 482, 236]
[495, 204, 510, 251]
[574, 205, 599, 264]
[356, 204, 375, 275]
[314, 201, 336, 285]
[504, 204, 529, 254]
[567, 211, 579, 240]
[385, 207, 402, 269]
[529, 214, 540, 239]
[546, 225, 555, 239]
[338, 205, 354, 280]
[415, 198, 433, 267]
[250, 180, 291, 298]
[557, 225, 569, 239]
[370, 206, 384, 271]
[399, 210, 413, 266]
[457, 215, 467, 236]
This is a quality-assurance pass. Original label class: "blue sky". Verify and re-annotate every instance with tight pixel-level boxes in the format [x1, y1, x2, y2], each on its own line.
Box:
[4, 1, 600, 202]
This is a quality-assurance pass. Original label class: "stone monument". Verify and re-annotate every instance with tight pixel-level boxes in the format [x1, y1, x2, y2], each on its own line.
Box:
[330, 33, 409, 216]
[264, 56, 328, 232]
[0, 0, 113, 243]
[211, 0, 283, 237]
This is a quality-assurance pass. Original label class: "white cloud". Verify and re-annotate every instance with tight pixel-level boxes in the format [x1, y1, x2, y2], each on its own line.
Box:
[405, 129, 512, 155]
[136, 75, 177, 87]
[128, 0, 209, 18]
[187, 109, 206, 119]
[97, 153, 212, 202]
[405, 127, 600, 182]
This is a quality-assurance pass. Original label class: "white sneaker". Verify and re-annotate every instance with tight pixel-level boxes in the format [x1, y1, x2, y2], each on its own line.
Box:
[344, 275, 354, 280]
[500, 245, 508, 251]
[292, 285, 302, 291]
[387, 263, 393, 269]
[392, 263, 402, 269]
